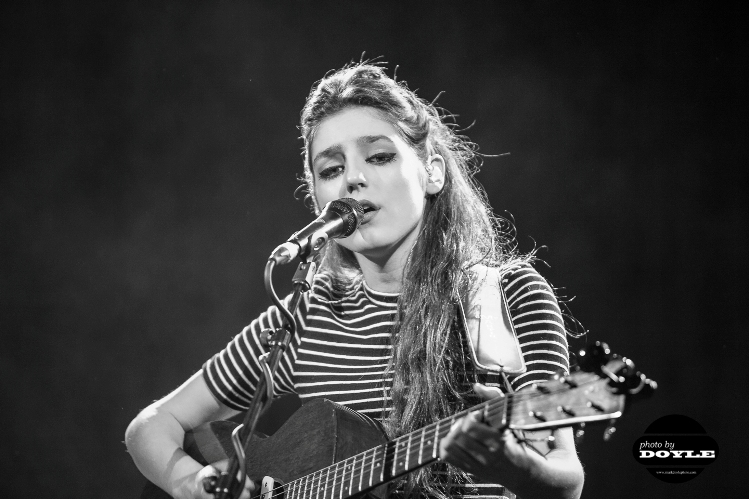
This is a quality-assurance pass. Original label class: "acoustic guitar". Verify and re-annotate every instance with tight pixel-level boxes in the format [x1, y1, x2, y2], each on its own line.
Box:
[141, 343, 655, 499]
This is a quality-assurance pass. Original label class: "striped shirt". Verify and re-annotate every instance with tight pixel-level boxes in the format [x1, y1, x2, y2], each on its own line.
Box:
[203, 262, 570, 497]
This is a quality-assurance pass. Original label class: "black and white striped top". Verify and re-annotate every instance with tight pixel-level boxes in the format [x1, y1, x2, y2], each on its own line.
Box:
[203, 263, 570, 498]
[203, 262, 570, 417]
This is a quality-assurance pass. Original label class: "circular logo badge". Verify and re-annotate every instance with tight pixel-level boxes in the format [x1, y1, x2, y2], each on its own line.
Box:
[632, 414, 718, 483]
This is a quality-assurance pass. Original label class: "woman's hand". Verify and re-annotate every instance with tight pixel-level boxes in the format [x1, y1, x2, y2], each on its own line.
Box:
[439, 384, 533, 483]
[181, 459, 257, 499]
[439, 383, 583, 499]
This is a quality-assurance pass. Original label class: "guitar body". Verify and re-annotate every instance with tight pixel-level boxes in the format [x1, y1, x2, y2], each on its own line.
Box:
[141, 398, 389, 499]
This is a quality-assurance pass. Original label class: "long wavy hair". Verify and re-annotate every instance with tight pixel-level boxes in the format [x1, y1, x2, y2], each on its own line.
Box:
[299, 62, 527, 497]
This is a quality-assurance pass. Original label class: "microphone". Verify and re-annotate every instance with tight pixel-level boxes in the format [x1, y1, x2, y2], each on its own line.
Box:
[269, 198, 364, 264]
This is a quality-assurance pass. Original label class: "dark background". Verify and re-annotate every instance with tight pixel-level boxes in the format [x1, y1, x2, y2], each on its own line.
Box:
[1, 1, 745, 498]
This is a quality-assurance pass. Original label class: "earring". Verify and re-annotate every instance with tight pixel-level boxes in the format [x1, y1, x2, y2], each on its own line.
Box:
[425, 163, 435, 181]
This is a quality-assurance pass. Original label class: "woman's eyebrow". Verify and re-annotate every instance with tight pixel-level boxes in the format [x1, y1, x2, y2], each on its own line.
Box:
[312, 144, 344, 166]
[357, 134, 394, 146]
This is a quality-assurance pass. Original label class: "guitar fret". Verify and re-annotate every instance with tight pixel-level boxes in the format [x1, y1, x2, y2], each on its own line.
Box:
[322, 466, 333, 499]
[405, 431, 412, 470]
[334, 464, 338, 499]
[341, 458, 348, 498]
[418, 426, 425, 465]
[432, 420, 440, 458]
[348, 456, 356, 495]
[359, 449, 366, 492]
[330, 463, 338, 499]
[378, 444, 387, 482]
[339, 457, 345, 499]
[331, 468, 336, 498]
[338, 463, 343, 498]
[339, 458, 346, 499]
[499, 396, 508, 427]
[391, 438, 399, 477]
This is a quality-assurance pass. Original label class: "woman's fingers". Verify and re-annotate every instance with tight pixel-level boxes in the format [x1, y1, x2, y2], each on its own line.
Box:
[459, 411, 503, 452]
[441, 412, 503, 467]
[198, 459, 256, 499]
[440, 409, 541, 485]
[472, 383, 504, 401]
[193, 465, 221, 499]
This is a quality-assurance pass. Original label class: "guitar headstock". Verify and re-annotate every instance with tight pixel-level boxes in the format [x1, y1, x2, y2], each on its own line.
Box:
[507, 342, 657, 432]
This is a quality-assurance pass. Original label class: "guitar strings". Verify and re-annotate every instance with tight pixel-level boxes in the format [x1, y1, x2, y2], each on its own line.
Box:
[263, 376, 599, 499]
[267, 408, 470, 499]
[266, 380, 596, 499]
[269, 406, 574, 499]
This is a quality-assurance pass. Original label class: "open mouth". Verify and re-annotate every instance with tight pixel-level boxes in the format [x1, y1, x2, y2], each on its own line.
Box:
[358, 201, 378, 222]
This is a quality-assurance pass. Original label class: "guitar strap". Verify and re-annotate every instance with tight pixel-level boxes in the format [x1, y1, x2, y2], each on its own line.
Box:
[458, 265, 526, 391]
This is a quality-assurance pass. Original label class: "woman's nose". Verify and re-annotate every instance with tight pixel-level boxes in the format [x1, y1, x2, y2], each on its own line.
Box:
[345, 166, 367, 194]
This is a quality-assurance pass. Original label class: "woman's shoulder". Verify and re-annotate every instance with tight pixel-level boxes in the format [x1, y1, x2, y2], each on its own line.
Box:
[469, 259, 548, 288]
[497, 259, 547, 284]
[466, 260, 557, 313]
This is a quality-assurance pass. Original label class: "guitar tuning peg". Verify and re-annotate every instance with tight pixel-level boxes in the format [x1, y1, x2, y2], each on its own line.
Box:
[574, 422, 586, 444]
[603, 420, 617, 441]
[629, 374, 658, 401]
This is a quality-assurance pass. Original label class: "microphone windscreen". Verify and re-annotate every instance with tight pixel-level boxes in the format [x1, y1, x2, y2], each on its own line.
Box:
[327, 198, 364, 236]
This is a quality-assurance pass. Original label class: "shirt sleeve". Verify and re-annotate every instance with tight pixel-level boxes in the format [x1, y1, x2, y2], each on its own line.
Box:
[202, 293, 308, 411]
[501, 262, 570, 392]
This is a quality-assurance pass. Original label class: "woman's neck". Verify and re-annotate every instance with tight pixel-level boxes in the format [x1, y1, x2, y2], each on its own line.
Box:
[355, 255, 404, 293]
[352, 218, 424, 293]
[354, 234, 420, 293]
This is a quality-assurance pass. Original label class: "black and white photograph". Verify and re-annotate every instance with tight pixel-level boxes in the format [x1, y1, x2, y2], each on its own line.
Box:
[1, 2, 744, 498]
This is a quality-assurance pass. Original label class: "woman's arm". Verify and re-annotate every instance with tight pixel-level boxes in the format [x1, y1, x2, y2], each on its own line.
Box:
[442, 263, 584, 497]
[126, 284, 311, 498]
[125, 371, 254, 499]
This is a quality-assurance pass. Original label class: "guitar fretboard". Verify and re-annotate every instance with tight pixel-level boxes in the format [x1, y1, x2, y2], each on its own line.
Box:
[277, 398, 505, 499]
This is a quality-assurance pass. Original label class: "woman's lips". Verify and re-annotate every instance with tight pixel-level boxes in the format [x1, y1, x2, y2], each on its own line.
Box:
[360, 210, 377, 225]
[358, 201, 378, 225]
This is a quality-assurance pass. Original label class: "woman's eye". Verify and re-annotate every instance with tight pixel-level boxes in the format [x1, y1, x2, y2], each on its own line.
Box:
[318, 165, 343, 180]
[367, 152, 396, 165]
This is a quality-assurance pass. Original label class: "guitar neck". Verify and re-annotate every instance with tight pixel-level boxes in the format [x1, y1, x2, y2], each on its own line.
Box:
[280, 399, 505, 499]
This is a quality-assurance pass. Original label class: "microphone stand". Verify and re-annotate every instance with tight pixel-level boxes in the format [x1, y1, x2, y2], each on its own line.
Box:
[210, 256, 317, 499]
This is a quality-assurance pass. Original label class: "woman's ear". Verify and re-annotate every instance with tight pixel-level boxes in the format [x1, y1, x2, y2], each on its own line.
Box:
[425, 154, 446, 195]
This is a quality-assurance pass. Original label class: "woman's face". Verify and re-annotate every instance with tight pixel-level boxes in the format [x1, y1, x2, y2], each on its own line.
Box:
[309, 106, 438, 264]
